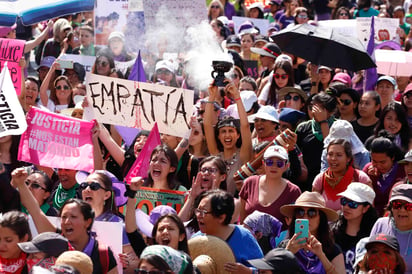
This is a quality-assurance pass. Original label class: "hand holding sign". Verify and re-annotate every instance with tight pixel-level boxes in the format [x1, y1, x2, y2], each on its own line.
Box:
[130, 176, 144, 191]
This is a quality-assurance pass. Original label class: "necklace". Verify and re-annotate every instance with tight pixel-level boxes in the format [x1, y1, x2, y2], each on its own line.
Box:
[224, 152, 238, 172]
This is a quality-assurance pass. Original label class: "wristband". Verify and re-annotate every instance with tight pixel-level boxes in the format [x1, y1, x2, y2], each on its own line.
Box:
[318, 120, 328, 124]
[124, 184, 137, 199]
[234, 97, 241, 101]
[205, 101, 216, 104]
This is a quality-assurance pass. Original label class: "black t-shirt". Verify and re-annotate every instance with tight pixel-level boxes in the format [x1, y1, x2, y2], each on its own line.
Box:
[351, 120, 377, 144]
[90, 240, 117, 274]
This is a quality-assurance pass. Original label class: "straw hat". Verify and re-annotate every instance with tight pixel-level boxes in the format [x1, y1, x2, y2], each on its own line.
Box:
[280, 192, 339, 221]
[188, 235, 236, 274]
[55, 251, 93, 274]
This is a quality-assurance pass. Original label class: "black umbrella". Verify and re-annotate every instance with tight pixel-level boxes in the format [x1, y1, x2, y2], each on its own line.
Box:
[271, 23, 376, 71]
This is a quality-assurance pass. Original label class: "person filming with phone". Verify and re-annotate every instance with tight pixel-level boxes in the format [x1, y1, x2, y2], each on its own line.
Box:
[279, 192, 345, 274]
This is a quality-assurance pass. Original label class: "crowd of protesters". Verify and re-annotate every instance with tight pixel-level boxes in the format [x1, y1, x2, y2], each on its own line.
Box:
[0, 0, 412, 273]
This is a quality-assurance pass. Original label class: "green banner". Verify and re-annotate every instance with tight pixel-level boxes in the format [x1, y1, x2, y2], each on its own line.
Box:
[135, 187, 186, 214]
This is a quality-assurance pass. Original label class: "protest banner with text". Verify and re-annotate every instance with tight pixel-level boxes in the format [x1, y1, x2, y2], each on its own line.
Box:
[0, 64, 27, 137]
[18, 107, 95, 171]
[135, 187, 186, 214]
[0, 38, 25, 95]
[60, 54, 96, 72]
[86, 73, 194, 137]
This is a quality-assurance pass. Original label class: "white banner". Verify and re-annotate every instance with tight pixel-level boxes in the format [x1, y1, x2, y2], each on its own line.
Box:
[60, 54, 96, 72]
[356, 17, 399, 47]
[0, 63, 27, 137]
[232, 16, 270, 36]
[85, 72, 194, 137]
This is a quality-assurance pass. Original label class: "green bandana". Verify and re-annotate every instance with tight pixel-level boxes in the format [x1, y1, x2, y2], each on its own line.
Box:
[53, 183, 78, 210]
[311, 116, 335, 141]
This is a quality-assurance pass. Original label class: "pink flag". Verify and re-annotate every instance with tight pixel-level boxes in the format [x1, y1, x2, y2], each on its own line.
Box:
[0, 38, 25, 95]
[125, 123, 161, 183]
[18, 107, 95, 171]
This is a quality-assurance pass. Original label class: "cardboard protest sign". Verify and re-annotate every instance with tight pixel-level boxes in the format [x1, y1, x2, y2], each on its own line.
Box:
[135, 187, 186, 214]
[125, 123, 161, 183]
[60, 54, 96, 72]
[0, 64, 27, 137]
[18, 107, 95, 171]
[356, 17, 399, 46]
[0, 39, 25, 95]
[86, 73, 194, 137]
[317, 19, 357, 38]
[232, 16, 270, 36]
[244, 60, 259, 79]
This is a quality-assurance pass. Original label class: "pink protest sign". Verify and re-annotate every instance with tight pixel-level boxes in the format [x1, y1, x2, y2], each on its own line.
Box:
[0, 39, 25, 95]
[18, 107, 95, 171]
[125, 123, 161, 183]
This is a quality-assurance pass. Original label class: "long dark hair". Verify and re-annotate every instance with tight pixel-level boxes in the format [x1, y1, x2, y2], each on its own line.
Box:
[50, 75, 75, 107]
[267, 60, 294, 106]
[144, 145, 179, 190]
[152, 214, 189, 255]
[375, 102, 410, 152]
[89, 171, 119, 216]
[199, 156, 228, 190]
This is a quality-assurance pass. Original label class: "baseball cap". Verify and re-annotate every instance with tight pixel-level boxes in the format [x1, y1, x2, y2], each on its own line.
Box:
[337, 182, 375, 205]
[135, 205, 177, 237]
[0, 23, 16, 38]
[248, 248, 303, 273]
[18, 232, 69, 257]
[377, 75, 396, 87]
[332, 72, 352, 86]
[38, 56, 56, 70]
[240, 90, 258, 112]
[263, 145, 288, 161]
[317, 65, 332, 73]
[279, 108, 306, 126]
[155, 60, 175, 73]
[403, 83, 412, 95]
[389, 184, 412, 203]
[366, 234, 400, 252]
[398, 149, 412, 164]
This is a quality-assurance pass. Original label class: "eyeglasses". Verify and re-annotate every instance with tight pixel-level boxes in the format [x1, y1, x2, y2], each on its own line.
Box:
[339, 13, 349, 16]
[391, 201, 412, 211]
[340, 98, 352, 106]
[340, 197, 366, 209]
[297, 14, 308, 19]
[25, 180, 47, 191]
[284, 94, 301, 101]
[274, 73, 288, 80]
[79, 182, 108, 191]
[157, 69, 171, 75]
[56, 85, 70, 90]
[97, 60, 108, 67]
[265, 159, 287, 168]
[200, 167, 218, 173]
[295, 208, 318, 218]
[210, 5, 220, 9]
[194, 208, 212, 217]
[135, 270, 170, 274]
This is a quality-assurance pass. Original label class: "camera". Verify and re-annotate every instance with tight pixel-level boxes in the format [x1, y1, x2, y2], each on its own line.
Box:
[211, 60, 233, 87]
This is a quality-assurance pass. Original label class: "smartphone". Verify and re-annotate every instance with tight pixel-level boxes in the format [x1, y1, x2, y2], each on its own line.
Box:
[57, 59, 74, 69]
[295, 219, 309, 242]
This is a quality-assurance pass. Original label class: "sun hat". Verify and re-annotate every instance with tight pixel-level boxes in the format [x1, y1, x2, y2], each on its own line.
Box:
[189, 235, 236, 274]
[248, 2, 264, 13]
[353, 237, 369, 268]
[398, 150, 412, 164]
[75, 170, 127, 207]
[377, 75, 396, 87]
[141, 245, 191, 274]
[250, 42, 281, 59]
[264, 145, 288, 161]
[337, 182, 376, 205]
[135, 205, 177, 237]
[248, 105, 279, 123]
[38, 56, 56, 70]
[17, 232, 69, 258]
[278, 86, 308, 101]
[280, 191, 339, 221]
[248, 248, 303, 273]
[279, 108, 306, 125]
[323, 119, 366, 155]
[155, 60, 175, 73]
[365, 234, 400, 252]
[56, 251, 93, 274]
[240, 90, 258, 112]
[108, 31, 125, 43]
[389, 184, 412, 203]
[332, 72, 352, 86]
[238, 21, 258, 35]
[0, 23, 16, 37]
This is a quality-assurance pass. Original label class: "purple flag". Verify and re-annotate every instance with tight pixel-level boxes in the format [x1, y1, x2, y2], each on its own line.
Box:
[363, 16, 378, 92]
[115, 50, 147, 148]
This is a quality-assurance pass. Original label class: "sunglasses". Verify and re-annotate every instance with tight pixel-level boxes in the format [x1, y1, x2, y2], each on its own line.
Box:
[56, 85, 70, 90]
[340, 197, 366, 209]
[97, 60, 109, 67]
[25, 180, 47, 191]
[339, 13, 349, 16]
[157, 69, 171, 74]
[295, 208, 318, 218]
[265, 159, 287, 168]
[285, 94, 301, 101]
[210, 5, 220, 8]
[340, 98, 352, 106]
[200, 167, 218, 173]
[297, 14, 308, 19]
[79, 182, 108, 191]
[274, 73, 288, 80]
[391, 201, 412, 211]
